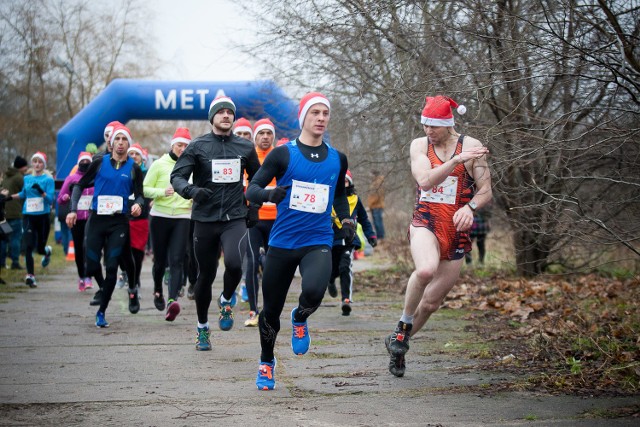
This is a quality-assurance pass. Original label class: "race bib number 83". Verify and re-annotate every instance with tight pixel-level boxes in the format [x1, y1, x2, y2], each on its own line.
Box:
[211, 159, 241, 183]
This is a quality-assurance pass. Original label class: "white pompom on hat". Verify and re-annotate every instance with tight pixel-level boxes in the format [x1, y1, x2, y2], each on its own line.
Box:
[208, 96, 236, 123]
[253, 118, 276, 142]
[171, 127, 192, 146]
[31, 151, 47, 167]
[298, 92, 330, 129]
[420, 95, 466, 127]
[232, 118, 253, 138]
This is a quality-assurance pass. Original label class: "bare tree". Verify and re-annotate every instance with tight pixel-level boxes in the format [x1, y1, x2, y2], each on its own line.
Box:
[0, 0, 158, 171]
[246, 0, 639, 276]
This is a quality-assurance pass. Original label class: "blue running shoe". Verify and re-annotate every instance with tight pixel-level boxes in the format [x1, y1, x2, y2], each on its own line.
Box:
[41, 245, 52, 268]
[95, 311, 109, 328]
[218, 302, 234, 331]
[241, 283, 248, 302]
[195, 326, 211, 351]
[256, 358, 276, 390]
[291, 307, 310, 355]
[217, 292, 237, 308]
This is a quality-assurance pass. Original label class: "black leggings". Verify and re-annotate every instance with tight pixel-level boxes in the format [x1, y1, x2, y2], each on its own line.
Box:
[117, 231, 136, 291]
[258, 245, 332, 362]
[70, 219, 87, 277]
[150, 216, 189, 300]
[193, 219, 248, 324]
[84, 214, 129, 313]
[22, 214, 50, 275]
[330, 244, 354, 301]
[246, 220, 273, 312]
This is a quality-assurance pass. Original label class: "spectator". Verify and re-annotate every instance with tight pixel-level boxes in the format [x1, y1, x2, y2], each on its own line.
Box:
[367, 170, 385, 240]
[0, 156, 28, 270]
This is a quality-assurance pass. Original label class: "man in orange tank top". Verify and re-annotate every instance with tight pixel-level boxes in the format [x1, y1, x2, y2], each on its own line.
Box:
[385, 95, 492, 377]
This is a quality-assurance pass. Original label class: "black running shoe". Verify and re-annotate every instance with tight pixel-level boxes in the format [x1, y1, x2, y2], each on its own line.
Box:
[128, 288, 140, 314]
[327, 281, 338, 298]
[386, 322, 412, 356]
[385, 335, 406, 377]
[90, 289, 103, 306]
[341, 298, 352, 316]
[154, 292, 166, 311]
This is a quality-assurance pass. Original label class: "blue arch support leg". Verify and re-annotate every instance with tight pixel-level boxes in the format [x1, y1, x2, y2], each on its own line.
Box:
[56, 79, 299, 178]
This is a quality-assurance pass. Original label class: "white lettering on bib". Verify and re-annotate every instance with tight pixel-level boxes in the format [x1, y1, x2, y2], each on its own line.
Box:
[289, 180, 330, 213]
[211, 159, 240, 183]
[97, 195, 124, 215]
[25, 197, 44, 213]
[419, 176, 458, 205]
[77, 195, 93, 211]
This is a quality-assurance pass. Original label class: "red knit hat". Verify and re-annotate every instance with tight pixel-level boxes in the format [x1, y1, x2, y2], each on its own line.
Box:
[127, 143, 144, 157]
[110, 124, 133, 146]
[276, 138, 289, 147]
[420, 96, 466, 127]
[345, 169, 353, 185]
[171, 127, 191, 146]
[208, 96, 236, 122]
[31, 151, 47, 167]
[232, 118, 253, 138]
[298, 92, 330, 129]
[253, 118, 275, 142]
[77, 151, 92, 164]
[104, 120, 122, 139]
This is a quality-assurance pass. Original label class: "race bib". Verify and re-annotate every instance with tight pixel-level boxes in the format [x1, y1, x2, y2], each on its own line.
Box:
[211, 159, 241, 183]
[97, 195, 123, 215]
[25, 197, 44, 213]
[77, 195, 93, 211]
[419, 176, 458, 205]
[289, 180, 330, 213]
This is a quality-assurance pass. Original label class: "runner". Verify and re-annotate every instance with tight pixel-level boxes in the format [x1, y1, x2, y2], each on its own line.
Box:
[143, 127, 192, 321]
[126, 143, 151, 292]
[8, 152, 55, 287]
[66, 124, 145, 328]
[384, 95, 492, 377]
[246, 92, 354, 390]
[57, 152, 102, 292]
[170, 96, 261, 350]
[327, 170, 377, 316]
[244, 118, 277, 327]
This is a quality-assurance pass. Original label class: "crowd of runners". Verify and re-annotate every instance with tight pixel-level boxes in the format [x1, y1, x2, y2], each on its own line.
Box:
[0, 92, 491, 389]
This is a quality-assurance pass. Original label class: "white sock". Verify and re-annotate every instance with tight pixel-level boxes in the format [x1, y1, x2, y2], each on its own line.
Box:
[197, 322, 209, 329]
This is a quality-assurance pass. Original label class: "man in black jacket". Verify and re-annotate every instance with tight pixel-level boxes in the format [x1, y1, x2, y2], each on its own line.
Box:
[171, 95, 261, 351]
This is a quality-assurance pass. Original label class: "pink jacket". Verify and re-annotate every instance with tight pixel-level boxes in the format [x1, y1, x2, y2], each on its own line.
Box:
[57, 171, 94, 221]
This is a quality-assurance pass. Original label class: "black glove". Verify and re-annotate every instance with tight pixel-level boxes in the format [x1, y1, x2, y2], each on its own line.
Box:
[341, 219, 356, 244]
[32, 183, 45, 195]
[367, 235, 378, 247]
[267, 185, 290, 204]
[246, 205, 259, 228]
[192, 187, 212, 204]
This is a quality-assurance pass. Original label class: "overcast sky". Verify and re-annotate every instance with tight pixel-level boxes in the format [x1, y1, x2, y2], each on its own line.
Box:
[147, 0, 260, 82]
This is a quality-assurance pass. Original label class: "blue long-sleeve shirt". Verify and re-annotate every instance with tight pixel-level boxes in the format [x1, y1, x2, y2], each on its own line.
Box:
[18, 173, 55, 215]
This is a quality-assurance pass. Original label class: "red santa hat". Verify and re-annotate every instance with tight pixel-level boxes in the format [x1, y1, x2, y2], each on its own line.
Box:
[276, 138, 289, 147]
[104, 120, 122, 139]
[31, 151, 47, 167]
[345, 169, 353, 185]
[110, 124, 133, 147]
[208, 96, 236, 122]
[171, 127, 192, 146]
[77, 151, 92, 164]
[253, 118, 276, 142]
[127, 143, 144, 157]
[420, 95, 466, 127]
[232, 118, 253, 138]
[298, 92, 330, 129]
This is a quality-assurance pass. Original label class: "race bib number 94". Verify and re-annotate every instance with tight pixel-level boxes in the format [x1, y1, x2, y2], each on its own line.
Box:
[77, 195, 93, 211]
[419, 176, 458, 205]
[211, 159, 241, 183]
[289, 180, 330, 213]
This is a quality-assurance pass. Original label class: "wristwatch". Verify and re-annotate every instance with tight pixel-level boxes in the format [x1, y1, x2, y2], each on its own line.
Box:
[468, 201, 477, 211]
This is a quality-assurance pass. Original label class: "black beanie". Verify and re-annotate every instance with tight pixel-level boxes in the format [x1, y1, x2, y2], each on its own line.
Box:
[13, 156, 27, 169]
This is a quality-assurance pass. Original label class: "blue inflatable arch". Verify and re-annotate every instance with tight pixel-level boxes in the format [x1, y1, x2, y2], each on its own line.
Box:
[56, 79, 299, 177]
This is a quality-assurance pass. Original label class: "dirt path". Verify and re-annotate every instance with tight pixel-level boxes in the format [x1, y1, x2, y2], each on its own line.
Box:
[0, 253, 636, 426]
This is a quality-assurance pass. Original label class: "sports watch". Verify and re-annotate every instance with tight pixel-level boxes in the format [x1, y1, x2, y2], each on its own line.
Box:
[468, 201, 477, 211]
